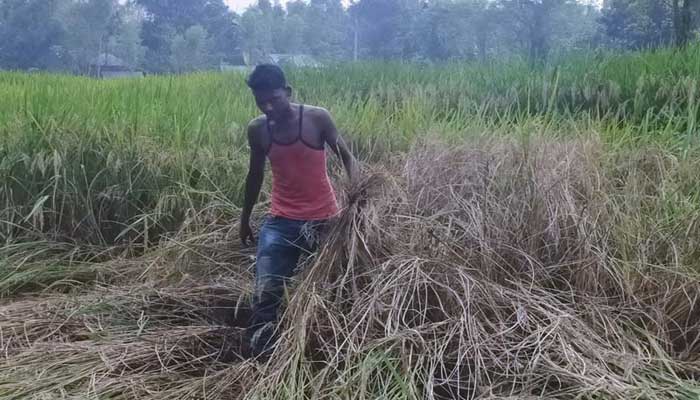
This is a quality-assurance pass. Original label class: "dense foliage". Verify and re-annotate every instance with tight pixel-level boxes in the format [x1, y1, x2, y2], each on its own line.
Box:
[1, 0, 698, 73]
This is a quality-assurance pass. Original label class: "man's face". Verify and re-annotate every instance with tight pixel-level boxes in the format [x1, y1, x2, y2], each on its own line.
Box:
[253, 88, 290, 121]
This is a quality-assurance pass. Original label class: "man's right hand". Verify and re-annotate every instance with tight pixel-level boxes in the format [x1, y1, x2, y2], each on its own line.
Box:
[240, 121, 266, 249]
[240, 220, 256, 246]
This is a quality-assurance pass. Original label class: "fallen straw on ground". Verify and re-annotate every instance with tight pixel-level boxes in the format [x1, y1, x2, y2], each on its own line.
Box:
[1, 137, 698, 399]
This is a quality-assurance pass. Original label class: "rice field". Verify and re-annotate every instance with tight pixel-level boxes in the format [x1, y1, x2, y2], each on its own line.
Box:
[1, 45, 700, 399]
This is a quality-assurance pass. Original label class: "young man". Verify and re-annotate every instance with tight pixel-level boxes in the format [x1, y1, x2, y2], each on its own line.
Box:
[240, 64, 358, 358]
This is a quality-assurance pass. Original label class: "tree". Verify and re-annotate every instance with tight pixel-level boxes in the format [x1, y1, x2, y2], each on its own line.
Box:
[276, 9, 306, 54]
[136, 0, 238, 72]
[396, 1, 476, 61]
[198, 0, 240, 62]
[303, 0, 350, 59]
[270, 2, 290, 53]
[398, 0, 518, 62]
[59, 0, 121, 73]
[0, 0, 65, 70]
[673, 0, 696, 46]
[109, 4, 146, 69]
[646, 0, 674, 46]
[472, 2, 504, 61]
[240, 0, 349, 60]
[350, 0, 403, 59]
[240, 4, 274, 61]
[3, 0, 693, 72]
[548, 1, 601, 53]
[600, 0, 643, 47]
[170, 24, 210, 72]
[600, 0, 675, 49]
[496, 0, 563, 63]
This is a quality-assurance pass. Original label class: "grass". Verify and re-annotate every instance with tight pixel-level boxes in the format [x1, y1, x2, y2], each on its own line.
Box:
[0, 45, 700, 399]
[2, 45, 700, 249]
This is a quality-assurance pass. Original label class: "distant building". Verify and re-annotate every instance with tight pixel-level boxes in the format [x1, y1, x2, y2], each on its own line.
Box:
[89, 53, 143, 79]
[219, 51, 251, 73]
[220, 50, 323, 72]
[268, 53, 323, 68]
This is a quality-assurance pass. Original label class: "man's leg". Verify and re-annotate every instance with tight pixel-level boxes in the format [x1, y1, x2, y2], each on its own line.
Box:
[247, 217, 305, 358]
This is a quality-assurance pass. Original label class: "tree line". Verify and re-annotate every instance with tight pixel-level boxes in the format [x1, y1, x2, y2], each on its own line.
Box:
[0, 0, 698, 74]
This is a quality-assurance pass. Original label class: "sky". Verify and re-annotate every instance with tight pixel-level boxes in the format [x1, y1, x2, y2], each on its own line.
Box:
[224, 0, 261, 12]
[225, 0, 600, 13]
[225, 0, 351, 13]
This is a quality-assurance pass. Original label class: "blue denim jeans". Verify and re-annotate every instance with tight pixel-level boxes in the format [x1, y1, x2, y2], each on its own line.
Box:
[247, 216, 325, 357]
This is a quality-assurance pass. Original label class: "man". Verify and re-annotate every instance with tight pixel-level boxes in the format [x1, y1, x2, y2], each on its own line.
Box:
[240, 64, 358, 359]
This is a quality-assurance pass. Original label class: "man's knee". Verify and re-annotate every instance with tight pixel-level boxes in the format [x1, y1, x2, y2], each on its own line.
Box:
[254, 272, 293, 309]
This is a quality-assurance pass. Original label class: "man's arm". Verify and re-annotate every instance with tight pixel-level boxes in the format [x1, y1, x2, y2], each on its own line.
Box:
[321, 110, 359, 182]
[240, 122, 266, 246]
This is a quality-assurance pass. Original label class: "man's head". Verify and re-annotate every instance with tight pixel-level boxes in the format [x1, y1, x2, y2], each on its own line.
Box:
[246, 64, 292, 121]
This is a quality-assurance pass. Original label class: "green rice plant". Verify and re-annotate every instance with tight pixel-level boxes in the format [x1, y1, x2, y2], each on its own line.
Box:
[2, 45, 700, 252]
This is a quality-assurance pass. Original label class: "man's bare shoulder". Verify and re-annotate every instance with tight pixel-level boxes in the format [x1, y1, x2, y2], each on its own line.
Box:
[303, 105, 333, 122]
[247, 115, 268, 134]
[246, 116, 269, 150]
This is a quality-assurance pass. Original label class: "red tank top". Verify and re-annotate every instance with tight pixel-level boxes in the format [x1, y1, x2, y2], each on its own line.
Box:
[266, 105, 339, 221]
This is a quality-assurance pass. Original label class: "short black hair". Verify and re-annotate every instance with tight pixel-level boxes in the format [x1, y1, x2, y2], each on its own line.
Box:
[246, 64, 287, 91]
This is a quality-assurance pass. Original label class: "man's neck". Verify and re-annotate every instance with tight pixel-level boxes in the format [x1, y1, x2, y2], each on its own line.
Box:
[271, 104, 297, 125]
